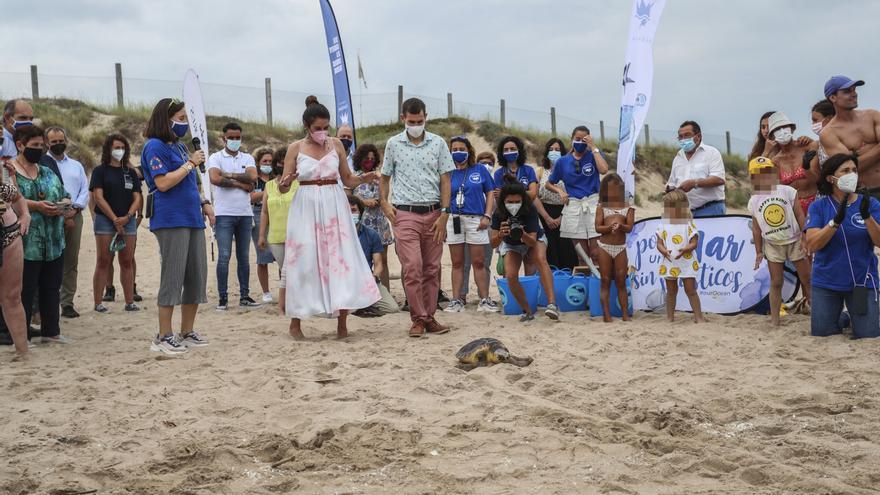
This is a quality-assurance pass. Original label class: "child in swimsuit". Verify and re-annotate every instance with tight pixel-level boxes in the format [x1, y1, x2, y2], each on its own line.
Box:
[594, 173, 634, 322]
[656, 189, 705, 323]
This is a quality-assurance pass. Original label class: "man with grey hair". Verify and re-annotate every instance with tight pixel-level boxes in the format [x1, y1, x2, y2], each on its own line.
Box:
[43, 126, 88, 318]
[2, 99, 34, 159]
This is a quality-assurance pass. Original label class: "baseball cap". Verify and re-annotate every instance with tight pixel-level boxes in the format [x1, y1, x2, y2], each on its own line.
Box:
[748, 156, 776, 175]
[824, 75, 865, 98]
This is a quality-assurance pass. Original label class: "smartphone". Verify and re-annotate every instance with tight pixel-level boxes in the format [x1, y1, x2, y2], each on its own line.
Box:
[851, 286, 869, 316]
[452, 216, 462, 235]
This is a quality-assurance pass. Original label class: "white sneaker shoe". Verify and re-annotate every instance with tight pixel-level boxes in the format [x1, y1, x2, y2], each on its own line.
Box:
[179, 331, 209, 348]
[150, 334, 187, 355]
[41, 335, 73, 344]
[478, 298, 500, 313]
[443, 299, 465, 313]
[261, 292, 273, 303]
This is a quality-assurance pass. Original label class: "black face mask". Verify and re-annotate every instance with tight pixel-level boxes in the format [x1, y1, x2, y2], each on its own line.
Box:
[340, 138, 353, 153]
[23, 147, 43, 164]
[49, 143, 67, 156]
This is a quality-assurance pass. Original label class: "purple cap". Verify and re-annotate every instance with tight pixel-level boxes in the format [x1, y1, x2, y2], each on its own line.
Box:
[824, 75, 865, 98]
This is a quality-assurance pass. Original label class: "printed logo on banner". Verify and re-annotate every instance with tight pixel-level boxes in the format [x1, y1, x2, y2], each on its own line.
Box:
[635, 0, 655, 26]
[627, 216, 775, 314]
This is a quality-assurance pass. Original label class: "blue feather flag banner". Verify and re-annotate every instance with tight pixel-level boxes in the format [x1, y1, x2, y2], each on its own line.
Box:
[319, 0, 355, 143]
[616, 0, 666, 201]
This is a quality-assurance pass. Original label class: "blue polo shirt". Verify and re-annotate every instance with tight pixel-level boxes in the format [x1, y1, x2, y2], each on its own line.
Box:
[141, 138, 205, 231]
[547, 152, 604, 199]
[357, 224, 383, 269]
[451, 165, 494, 216]
[806, 195, 880, 291]
[493, 165, 537, 190]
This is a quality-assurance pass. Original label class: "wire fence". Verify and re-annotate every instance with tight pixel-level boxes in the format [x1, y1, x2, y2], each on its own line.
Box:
[0, 67, 754, 156]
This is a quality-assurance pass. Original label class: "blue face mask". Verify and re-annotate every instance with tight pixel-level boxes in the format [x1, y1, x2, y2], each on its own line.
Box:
[503, 151, 519, 164]
[12, 120, 33, 130]
[679, 138, 696, 152]
[547, 150, 562, 164]
[451, 151, 469, 164]
[171, 120, 189, 138]
[572, 141, 588, 154]
[226, 139, 242, 152]
[260, 165, 273, 175]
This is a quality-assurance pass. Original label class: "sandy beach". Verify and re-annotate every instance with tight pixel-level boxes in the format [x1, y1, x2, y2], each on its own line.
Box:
[2, 211, 880, 495]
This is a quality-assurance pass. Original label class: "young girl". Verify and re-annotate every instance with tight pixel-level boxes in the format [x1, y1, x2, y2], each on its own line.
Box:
[594, 174, 634, 322]
[748, 156, 812, 326]
[656, 190, 705, 323]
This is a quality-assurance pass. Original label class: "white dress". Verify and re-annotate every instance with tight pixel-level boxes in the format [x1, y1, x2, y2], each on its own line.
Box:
[284, 149, 380, 318]
[656, 220, 700, 279]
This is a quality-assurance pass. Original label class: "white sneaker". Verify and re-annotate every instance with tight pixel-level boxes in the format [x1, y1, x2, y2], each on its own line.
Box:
[150, 334, 187, 355]
[443, 299, 465, 313]
[41, 335, 73, 344]
[261, 292, 273, 303]
[179, 331, 209, 348]
[478, 298, 500, 313]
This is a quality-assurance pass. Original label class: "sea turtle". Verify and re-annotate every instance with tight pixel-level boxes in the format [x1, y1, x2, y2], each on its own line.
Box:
[455, 338, 533, 371]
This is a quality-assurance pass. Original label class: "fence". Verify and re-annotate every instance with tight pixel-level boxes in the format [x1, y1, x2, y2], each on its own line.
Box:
[0, 64, 754, 156]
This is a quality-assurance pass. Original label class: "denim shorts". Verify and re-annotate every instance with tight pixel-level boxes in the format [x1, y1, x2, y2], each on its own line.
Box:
[94, 214, 137, 236]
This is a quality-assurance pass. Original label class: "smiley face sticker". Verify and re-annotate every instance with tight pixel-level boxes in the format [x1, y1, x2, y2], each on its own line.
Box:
[763, 204, 786, 228]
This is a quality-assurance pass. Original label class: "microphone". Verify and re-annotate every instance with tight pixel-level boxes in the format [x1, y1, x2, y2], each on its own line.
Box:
[192, 137, 205, 173]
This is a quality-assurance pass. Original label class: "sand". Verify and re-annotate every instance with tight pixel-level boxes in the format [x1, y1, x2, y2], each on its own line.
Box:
[2, 211, 880, 495]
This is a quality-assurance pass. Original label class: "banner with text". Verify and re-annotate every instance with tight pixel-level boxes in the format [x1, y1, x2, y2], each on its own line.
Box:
[319, 0, 355, 143]
[183, 69, 211, 203]
[617, 0, 666, 201]
[626, 215, 792, 315]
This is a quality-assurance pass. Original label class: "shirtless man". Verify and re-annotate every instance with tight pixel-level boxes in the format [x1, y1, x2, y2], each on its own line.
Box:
[819, 76, 880, 192]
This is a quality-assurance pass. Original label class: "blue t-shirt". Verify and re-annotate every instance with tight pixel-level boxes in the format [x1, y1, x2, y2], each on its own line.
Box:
[806, 195, 880, 291]
[493, 165, 537, 190]
[357, 224, 383, 269]
[451, 165, 494, 216]
[490, 206, 544, 246]
[547, 152, 603, 199]
[141, 139, 205, 231]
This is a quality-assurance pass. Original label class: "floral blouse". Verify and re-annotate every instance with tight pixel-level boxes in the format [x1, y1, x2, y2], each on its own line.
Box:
[16, 165, 68, 261]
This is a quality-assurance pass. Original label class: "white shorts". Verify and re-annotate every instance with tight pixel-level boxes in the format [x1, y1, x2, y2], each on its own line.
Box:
[560, 194, 598, 240]
[446, 215, 489, 245]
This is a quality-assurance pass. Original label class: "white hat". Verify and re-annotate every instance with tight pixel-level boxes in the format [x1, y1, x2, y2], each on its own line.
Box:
[767, 112, 796, 135]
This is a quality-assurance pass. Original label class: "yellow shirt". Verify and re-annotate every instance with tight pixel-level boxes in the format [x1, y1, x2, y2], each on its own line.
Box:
[265, 178, 297, 244]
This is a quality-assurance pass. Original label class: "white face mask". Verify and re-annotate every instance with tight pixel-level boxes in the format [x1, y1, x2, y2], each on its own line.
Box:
[111, 149, 125, 161]
[405, 124, 425, 138]
[837, 172, 858, 194]
[773, 127, 793, 145]
[811, 122, 824, 136]
[506, 202, 522, 216]
[352, 212, 360, 223]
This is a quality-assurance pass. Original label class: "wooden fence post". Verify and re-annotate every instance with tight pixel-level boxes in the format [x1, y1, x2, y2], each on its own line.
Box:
[115, 63, 124, 108]
[500, 99, 506, 127]
[265, 78, 273, 127]
[600, 120, 606, 142]
[550, 107, 557, 136]
[644, 123, 650, 147]
[397, 85, 403, 117]
[447, 92, 453, 118]
[725, 131, 732, 155]
[30, 65, 39, 100]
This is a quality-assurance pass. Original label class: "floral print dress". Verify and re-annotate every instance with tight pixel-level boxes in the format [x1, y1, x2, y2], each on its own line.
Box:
[354, 171, 394, 246]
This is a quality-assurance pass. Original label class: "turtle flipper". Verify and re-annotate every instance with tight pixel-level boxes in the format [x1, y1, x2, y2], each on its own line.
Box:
[506, 355, 533, 368]
[456, 362, 481, 371]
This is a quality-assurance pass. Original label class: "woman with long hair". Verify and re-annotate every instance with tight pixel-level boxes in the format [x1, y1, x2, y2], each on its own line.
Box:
[276, 96, 381, 340]
[352, 143, 394, 290]
[748, 111, 777, 161]
[0, 159, 31, 359]
[251, 147, 276, 303]
[537, 137, 577, 269]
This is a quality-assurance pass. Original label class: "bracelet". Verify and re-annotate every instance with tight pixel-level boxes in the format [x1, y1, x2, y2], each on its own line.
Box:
[482, 214, 491, 220]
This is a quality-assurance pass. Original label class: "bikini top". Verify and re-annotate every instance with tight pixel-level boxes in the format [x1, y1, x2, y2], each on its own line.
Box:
[602, 206, 632, 217]
[779, 166, 807, 185]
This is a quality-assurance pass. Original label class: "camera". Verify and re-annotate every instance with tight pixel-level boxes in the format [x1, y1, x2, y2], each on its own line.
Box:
[508, 216, 523, 241]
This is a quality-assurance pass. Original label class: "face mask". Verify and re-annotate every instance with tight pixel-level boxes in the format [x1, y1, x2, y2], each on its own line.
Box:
[811, 122, 824, 136]
[678, 138, 696, 152]
[773, 127, 793, 145]
[837, 172, 858, 194]
[451, 151, 469, 164]
[273, 166, 284, 176]
[12, 120, 33, 130]
[22, 146, 43, 164]
[361, 159, 375, 172]
[111, 149, 126, 162]
[310, 130, 328, 145]
[572, 141, 588, 154]
[226, 139, 242, 152]
[405, 124, 425, 138]
[547, 150, 562, 163]
[503, 151, 519, 164]
[260, 165, 273, 175]
[506, 202, 522, 216]
[352, 212, 360, 223]
[49, 143, 66, 156]
[171, 120, 189, 138]
[340, 138, 353, 153]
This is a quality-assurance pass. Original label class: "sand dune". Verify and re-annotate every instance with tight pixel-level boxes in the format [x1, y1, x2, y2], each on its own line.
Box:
[2, 214, 880, 495]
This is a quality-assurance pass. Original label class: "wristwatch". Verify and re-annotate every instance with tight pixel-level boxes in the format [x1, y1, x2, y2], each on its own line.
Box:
[182, 162, 193, 172]
[440, 207, 450, 214]
[592, 148, 600, 154]
[828, 219, 839, 229]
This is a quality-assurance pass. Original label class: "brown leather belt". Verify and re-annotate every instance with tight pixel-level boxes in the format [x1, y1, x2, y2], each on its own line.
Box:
[299, 179, 338, 186]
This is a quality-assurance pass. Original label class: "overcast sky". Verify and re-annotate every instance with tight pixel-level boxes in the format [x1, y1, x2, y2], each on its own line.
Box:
[5, 0, 880, 146]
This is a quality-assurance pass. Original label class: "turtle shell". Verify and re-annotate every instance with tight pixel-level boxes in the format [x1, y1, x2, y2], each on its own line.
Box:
[455, 338, 509, 364]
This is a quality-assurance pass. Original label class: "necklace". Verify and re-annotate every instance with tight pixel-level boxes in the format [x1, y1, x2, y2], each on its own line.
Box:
[14, 159, 44, 199]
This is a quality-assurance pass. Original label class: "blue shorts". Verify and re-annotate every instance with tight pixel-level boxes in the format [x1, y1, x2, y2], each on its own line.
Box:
[94, 214, 137, 236]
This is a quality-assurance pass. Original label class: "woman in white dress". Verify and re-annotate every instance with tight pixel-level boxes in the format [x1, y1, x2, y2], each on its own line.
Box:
[277, 96, 380, 339]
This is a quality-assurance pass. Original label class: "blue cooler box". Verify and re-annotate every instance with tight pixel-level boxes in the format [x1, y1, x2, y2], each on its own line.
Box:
[588, 275, 633, 317]
[497, 275, 541, 315]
